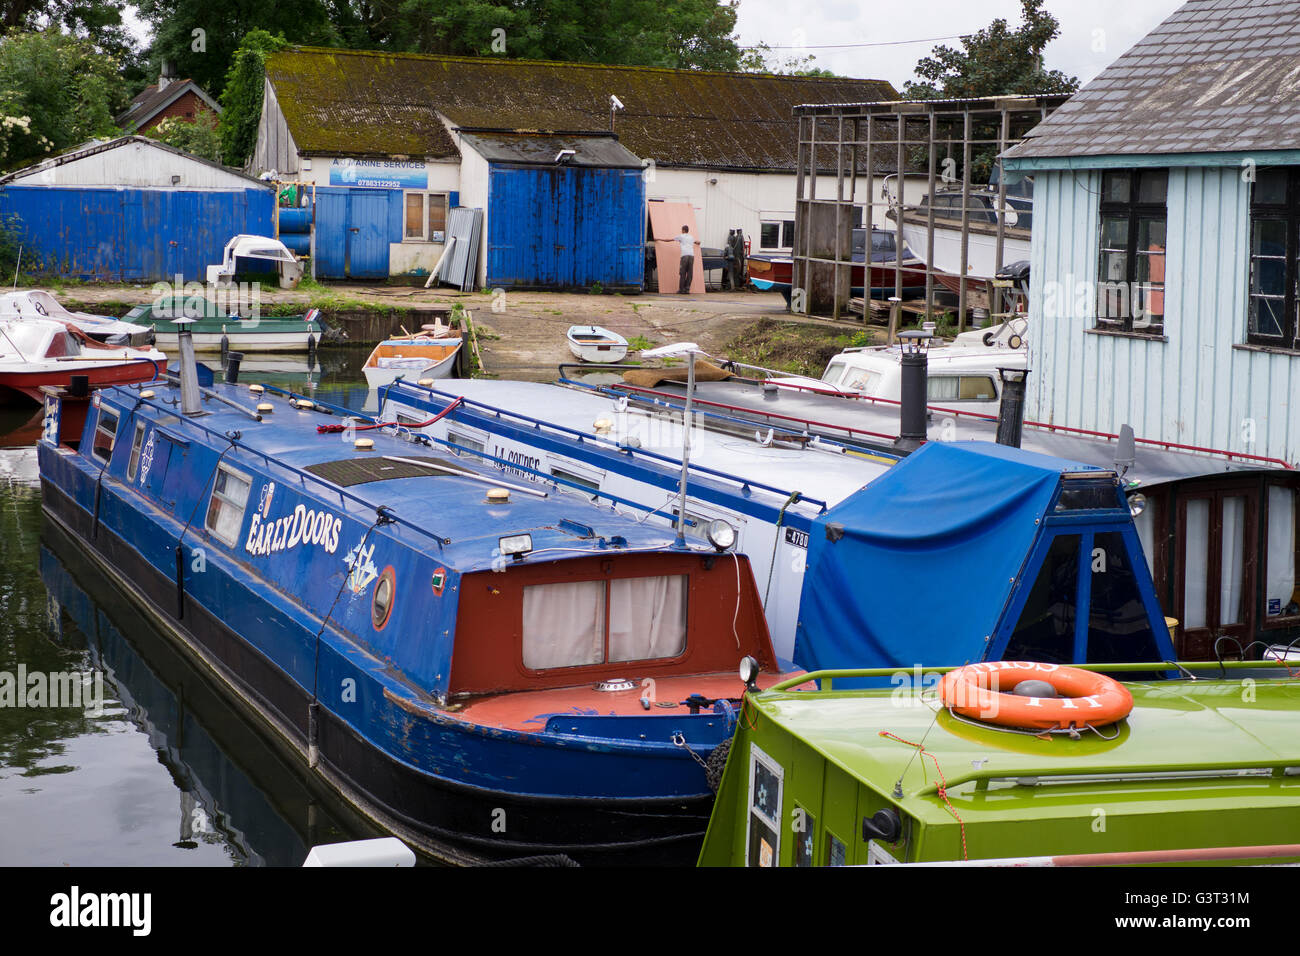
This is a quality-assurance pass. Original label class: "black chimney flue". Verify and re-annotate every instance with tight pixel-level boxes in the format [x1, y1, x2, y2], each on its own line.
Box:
[225, 351, 245, 385]
[995, 367, 1030, 448]
[894, 330, 930, 452]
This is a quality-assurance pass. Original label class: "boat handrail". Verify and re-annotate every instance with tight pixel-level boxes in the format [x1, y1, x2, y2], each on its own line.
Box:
[602, 377, 1298, 471]
[259, 382, 730, 527]
[391, 380, 837, 513]
[114, 385, 454, 547]
[559, 369, 869, 451]
[607, 382, 902, 444]
[767, 658, 1297, 693]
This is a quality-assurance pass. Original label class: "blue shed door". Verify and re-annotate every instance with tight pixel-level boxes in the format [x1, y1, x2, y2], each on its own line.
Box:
[312, 187, 399, 279]
[486, 164, 644, 290]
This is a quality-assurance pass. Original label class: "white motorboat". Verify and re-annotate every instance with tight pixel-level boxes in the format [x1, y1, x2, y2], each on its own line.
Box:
[891, 184, 1031, 282]
[206, 235, 303, 290]
[566, 325, 628, 363]
[0, 316, 165, 404]
[0, 291, 155, 347]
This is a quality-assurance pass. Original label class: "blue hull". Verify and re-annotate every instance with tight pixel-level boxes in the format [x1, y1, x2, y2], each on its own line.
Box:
[35, 383, 771, 865]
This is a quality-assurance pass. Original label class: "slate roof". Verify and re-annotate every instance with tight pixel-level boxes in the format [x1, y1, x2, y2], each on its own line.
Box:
[266, 47, 898, 171]
[116, 78, 220, 132]
[1005, 0, 1300, 160]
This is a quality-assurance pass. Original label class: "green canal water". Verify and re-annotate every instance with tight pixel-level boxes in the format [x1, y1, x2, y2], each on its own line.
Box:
[0, 346, 390, 866]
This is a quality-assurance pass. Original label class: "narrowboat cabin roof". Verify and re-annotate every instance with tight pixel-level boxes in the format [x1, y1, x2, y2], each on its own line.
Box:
[568, 372, 1283, 486]
[84, 380, 687, 574]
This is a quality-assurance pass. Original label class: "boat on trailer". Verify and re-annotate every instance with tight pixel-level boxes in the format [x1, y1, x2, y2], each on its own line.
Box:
[567, 326, 628, 363]
[36, 357, 784, 865]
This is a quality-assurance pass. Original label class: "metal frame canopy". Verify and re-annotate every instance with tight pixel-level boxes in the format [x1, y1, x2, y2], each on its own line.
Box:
[788, 94, 1070, 325]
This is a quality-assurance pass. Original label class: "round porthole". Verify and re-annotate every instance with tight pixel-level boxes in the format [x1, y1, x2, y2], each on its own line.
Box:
[372, 566, 396, 630]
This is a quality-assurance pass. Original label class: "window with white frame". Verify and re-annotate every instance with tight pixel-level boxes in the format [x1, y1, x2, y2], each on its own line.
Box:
[759, 219, 796, 250]
[404, 192, 449, 243]
[205, 465, 252, 547]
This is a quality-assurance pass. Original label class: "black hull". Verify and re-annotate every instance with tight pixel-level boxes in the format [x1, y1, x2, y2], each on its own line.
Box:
[41, 480, 712, 866]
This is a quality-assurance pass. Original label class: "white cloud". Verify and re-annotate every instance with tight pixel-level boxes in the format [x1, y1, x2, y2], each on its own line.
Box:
[733, 0, 1187, 89]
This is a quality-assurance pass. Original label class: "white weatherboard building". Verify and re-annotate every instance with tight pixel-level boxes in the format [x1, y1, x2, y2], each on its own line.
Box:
[1002, 0, 1300, 659]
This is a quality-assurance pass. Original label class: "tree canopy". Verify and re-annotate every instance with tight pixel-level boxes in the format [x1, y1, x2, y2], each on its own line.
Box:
[138, 0, 781, 98]
[0, 29, 126, 169]
[903, 0, 1078, 99]
[217, 29, 288, 167]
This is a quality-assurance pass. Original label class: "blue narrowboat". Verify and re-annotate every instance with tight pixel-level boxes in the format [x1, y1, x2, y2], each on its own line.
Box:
[36, 355, 782, 865]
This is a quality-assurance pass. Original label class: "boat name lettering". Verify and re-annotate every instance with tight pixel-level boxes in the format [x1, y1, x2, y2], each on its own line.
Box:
[245, 503, 342, 556]
[491, 445, 541, 481]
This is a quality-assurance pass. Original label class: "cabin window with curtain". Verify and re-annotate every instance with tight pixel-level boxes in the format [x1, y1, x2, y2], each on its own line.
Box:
[404, 192, 448, 243]
[521, 575, 688, 669]
[1096, 169, 1167, 335]
[1264, 482, 1300, 623]
[92, 409, 119, 462]
[205, 465, 252, 547]
[1248, 168, 1300, 349]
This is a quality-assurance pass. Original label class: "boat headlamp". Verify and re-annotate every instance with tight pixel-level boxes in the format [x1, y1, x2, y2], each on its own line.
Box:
[499, 533, 534, 561]
[1127, 492, 1147, 518]
[706, 519, 737, 552]
[739, 655, 760, 693]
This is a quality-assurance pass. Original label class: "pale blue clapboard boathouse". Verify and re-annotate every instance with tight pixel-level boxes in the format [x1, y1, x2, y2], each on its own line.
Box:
[1001, 0, 1300, 659]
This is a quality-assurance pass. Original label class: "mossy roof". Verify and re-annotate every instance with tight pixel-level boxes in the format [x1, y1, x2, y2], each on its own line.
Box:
[267, 47, 898, 171]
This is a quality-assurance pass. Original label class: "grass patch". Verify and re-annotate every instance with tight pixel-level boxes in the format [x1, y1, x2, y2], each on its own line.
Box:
[723, 320, 882, 377]
[627, 334, 656, 351]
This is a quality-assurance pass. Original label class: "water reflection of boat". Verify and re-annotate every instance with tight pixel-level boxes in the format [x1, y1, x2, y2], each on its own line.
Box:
[39, 528, 377, 865]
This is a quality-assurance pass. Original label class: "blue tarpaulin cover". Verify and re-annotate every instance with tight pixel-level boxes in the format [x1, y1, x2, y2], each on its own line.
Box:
[792, 441, 1100, 675]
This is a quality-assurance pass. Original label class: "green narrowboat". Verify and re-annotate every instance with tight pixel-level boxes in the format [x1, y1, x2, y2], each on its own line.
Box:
[699, 661, 1300, 866]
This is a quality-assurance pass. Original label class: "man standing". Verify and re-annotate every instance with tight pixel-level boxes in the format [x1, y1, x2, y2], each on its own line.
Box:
[677, 225, 697, 294]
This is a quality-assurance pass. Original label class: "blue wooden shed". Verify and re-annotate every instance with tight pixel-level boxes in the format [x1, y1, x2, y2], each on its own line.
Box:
[0, 136, 274, 282]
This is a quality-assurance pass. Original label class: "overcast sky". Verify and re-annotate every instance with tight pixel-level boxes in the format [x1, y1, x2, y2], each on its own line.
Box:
[733, 0, 1187, 87]
[124, 0, 1187, 87]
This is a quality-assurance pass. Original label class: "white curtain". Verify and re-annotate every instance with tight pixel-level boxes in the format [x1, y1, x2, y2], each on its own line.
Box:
[1220, 496, 1246, 625]
[609, 575, 688, 662]
[522, 581, 605, 669]
[1184, 499, 1209, 629]
[1133, 500, 1158, 577]
[1267, 486, 1296, 617]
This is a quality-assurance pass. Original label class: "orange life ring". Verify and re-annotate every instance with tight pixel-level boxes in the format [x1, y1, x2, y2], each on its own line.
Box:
[938, 662, 1133, 731]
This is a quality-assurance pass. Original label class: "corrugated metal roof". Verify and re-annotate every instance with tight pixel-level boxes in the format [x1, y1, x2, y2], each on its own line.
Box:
[267, 47, 899, 171]
[459, 132, 643, 168]
[1006, 0, 1300, 160]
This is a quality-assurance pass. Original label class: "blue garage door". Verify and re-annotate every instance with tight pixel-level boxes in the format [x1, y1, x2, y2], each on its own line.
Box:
[486, 165, 644, 290]
[312, 187, 401, 279]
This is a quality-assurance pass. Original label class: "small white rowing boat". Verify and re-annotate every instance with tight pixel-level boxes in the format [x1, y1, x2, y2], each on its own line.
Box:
[362, 331, 462, 389]
[566, 325, 628, 363]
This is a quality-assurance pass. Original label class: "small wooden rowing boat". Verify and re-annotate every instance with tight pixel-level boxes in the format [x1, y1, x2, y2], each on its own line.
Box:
[566, 325, 628, 363]
[362, 329, 462, 389]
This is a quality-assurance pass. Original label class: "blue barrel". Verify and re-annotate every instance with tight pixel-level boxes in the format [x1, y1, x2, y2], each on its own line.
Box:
[280, 232, 312, 255]
[279, 207, 313, 233]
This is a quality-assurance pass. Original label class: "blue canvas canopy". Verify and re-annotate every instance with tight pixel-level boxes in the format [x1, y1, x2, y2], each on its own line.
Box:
[792, 441, 1175, 678]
